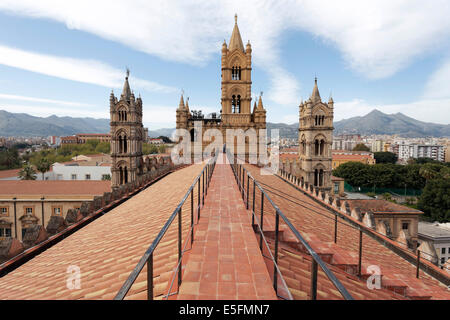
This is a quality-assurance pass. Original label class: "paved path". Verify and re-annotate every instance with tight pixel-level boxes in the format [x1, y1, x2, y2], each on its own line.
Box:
[177, 153, 277, 300]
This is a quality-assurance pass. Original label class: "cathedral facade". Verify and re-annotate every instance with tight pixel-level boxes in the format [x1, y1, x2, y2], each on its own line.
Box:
[176, 15, 266, 161]
[298, 78, 334, 192]
[110, 71, 145, 189]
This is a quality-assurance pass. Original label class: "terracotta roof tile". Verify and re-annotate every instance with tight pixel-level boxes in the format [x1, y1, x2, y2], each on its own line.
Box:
[0, 180, 111, 196]
[0, 164, 204, 299]
[243, 164, 450, 300]
[0, 169, 20, 180]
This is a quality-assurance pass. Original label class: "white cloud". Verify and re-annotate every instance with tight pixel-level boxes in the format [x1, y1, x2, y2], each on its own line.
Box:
[0, 44, 176, 93]
[0, 93, 94, 107]
[0, 103, 107, 119]
[1, 0, 450, 124]
[423, 58, 450, 100]
[1, 1, 449, 82]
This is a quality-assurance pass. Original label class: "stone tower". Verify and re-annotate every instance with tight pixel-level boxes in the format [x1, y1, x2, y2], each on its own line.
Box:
[298, 78, 334, 191]
[110, 70, 145, 189]
[221, 14, 253, 126]
[175, 15, 266, 162]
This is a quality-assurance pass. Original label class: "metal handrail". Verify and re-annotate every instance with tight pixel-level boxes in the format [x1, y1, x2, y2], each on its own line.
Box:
[114, 152, 218, 300]
[279, 168, 450, 283]
[227, 150, 353, 300]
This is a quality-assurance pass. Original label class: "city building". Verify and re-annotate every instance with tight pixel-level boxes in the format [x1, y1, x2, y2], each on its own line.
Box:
[346, 199, 423, 249]
[371, 140, 384, 152]
[331, 175, 345, 197]
[149, 138, 164, 144]
[176, 15, 266, 160]
[418, 222, 450, 268]
[331, 150, 376, 169]
[396, 143, 445, 162]
[0, 180, 110, 241]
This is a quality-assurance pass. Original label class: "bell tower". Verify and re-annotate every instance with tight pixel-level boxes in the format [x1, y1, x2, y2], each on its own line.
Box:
[110, 70, 145, 189]
[221, 14, 253, 125]
[298, 78, 334, 191]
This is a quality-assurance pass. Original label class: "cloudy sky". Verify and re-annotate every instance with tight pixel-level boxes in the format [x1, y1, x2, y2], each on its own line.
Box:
[0, 0, 449, 129]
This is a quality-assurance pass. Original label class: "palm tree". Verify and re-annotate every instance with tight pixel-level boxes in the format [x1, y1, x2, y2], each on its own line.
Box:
[36, 158, 51, 180]
[18, 164, 37, 180]
[419, 166, 436, 181]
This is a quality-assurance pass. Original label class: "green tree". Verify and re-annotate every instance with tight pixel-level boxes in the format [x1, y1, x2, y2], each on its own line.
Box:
[333, 162, 371, 187]
[0, 148, 20, 169]
[352, 143, 370, 152]
[95, 142, 110, 154]
[374, 151, 397, 164]
[418, 177, 450, 222]
[18, 163, 37, 180]
[36, 158, 51, 180]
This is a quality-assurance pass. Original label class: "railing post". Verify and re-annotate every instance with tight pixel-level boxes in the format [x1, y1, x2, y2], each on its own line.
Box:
[246, 174, 250, 210]
[147, 253, 153, 300]
[416, 250, 421, 279]
[310, 259, 318, 300]
[197, 178, 201, 220]
[358, 229, 363, 277]
[241, 168, 245, 200]
[191, 191, 194, 244]
[252, 179, 256, 226]
[273, 210, 280, 293]
[202, 171, 205, 205]
[260, 192, 264, 249]
[334, 215, 338, 244]
[205, 166, 208, 196]
[178, 207, 182, 289]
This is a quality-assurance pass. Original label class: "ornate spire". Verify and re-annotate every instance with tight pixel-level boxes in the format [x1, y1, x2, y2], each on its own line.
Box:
[257, 92, 264, 110]
[185, 97, 190, 111]
[311, 77, 321, 104]
[121, 69, 132, 101]
[229, 14, 244, 52]
[178, 92, 185, 110]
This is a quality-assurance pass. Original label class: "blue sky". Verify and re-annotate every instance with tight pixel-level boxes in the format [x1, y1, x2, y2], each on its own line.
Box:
[0, 0, 449, 130]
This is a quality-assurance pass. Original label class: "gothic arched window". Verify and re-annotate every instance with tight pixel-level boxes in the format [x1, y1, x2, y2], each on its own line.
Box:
[236, 95, 241, 113]
[320, 139, 325, 156]
[232, 66, 241, 80]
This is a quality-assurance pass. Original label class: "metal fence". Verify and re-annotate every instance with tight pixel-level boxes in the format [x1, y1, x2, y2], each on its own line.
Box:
[227, 150, 354, 300]
[114, 154, 218, 300]
[280, 169, 450, 286]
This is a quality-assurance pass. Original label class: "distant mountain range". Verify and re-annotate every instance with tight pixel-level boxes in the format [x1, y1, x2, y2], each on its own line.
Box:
[0, 109, 448, 138]
[0, 110, 110, 137]
[333, 110, 450, 138]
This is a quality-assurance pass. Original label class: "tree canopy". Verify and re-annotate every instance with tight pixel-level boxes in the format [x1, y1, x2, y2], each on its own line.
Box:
[374, 151, 397, 164]
[352, 143, 370, 152]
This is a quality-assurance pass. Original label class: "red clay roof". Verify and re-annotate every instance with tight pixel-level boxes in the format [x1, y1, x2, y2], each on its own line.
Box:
[0, 164, 204, 299]
[332, 154, 373, 161]
[280, 154, 298, 160]
[0, 180, 111, 196]
[346, 199, 423, 214]
[244, 164, 450, 300]
[0, 169, 20, 179]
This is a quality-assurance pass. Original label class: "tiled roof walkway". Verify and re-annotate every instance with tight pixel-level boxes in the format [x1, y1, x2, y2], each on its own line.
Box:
[0, 164, 205, 300]
[177, 154, 277, 300]
[244, 164, 450, 300]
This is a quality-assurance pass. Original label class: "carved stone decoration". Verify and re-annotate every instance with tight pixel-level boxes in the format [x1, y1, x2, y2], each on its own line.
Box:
[23, 225, 48, 248]
[46, 216, 66, 236]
